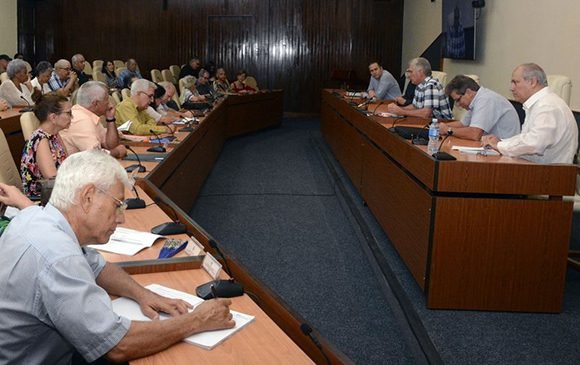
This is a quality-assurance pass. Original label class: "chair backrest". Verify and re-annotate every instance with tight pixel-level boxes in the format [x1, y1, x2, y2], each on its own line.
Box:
[179, 76, 195, 98]
[113, 60, 125, 69]
[431, 71, 448, 88]
[83, 62, 93, 75]
[169, 65, 181, 81]
[0, 129, 22, 188]
[111, 90, 122, 105]
[0, 72, 8, 83]
[93, 60, 104, 71]
[109, 94, 118, 107]
[116, 66, 127, 75]
[245, 76, 259, 90]
[161, 69, 176, 85]
[452, 74, 480, 121]
[547, 74, 572, 106]
[92, 70, 106, 83]
[151, 69, 163, 83]
[20, 112, 40, 141]
[121, 88, 131, 100]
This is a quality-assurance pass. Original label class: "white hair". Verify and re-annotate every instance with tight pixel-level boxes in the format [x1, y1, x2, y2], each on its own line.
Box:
[409, 57, 432, 76]
[50, 150, 131, 210]
[130, 78, 155, 96]
[6, 59, 27, 79]
[159, 81, 175, 93]
[76, 81, 109, 108]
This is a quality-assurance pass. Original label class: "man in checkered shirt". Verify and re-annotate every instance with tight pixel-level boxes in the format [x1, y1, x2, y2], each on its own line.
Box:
[387, 57, 453, 120]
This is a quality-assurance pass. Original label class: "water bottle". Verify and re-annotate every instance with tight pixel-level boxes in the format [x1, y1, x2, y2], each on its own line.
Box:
[427, 118, 439, 155]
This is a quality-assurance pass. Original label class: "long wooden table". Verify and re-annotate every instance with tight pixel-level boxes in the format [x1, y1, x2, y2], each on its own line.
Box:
[321, 89, 577, 313]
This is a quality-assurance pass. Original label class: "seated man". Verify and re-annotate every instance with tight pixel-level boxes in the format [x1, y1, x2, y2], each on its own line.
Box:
[366, 61, 401, 100]
[482, 63, 578, 164]
[60, 81, 127, 158]
[48, 59, 78, 97]
[386, 57, 453, 119]
[145, 83, 181, 125]
[155, 81, 193, 118]
[179, 57, 201, 80]
[0, 150, 234, 363]
[440, 75, 520, 141]
[195, 69, 215, 99]
[71, 53, 92, 86]
[117, 58, 143, 89]
[115, 79, 176, 135]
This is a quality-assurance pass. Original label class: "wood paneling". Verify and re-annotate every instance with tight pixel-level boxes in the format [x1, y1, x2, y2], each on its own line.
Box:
[18, 0, 403, 113]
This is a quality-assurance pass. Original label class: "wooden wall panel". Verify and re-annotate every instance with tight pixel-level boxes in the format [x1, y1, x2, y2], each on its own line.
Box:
[18, 0, 403, 113]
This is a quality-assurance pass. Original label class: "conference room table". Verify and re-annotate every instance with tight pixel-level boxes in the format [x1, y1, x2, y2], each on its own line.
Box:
[321, 89, 577, 313]
[0, 91, 351, 364]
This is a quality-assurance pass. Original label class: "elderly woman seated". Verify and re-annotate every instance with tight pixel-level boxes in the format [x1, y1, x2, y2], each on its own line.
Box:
[31, 61, 54, 95]
[212, 68, 230, 95]
[0, 59, 35, 107]
[181, 76, 211, 110]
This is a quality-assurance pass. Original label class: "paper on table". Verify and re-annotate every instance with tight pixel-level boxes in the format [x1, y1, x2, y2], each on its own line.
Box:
[451, 145, 500, 156]
[112, 284, 255, 350]
[88, 227, 163, 256]
[117, 120, 132, 132]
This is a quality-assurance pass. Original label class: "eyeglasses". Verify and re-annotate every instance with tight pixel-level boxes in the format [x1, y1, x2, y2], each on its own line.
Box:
[139, 91, 154, 99]
[452, 93, 464, 103]
[97, 188, 127, 215]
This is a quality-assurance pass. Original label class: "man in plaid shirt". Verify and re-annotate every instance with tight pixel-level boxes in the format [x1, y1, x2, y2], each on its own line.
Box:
[387, 57, 453, 120]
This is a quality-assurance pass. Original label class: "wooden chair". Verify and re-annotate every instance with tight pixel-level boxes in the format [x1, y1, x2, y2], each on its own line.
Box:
[0, 129, 22, 188]
[162, 69, 177, 85]
[169, 65, 181, 81]
[151, 69, 163, 83]
[20, 112, 40, 141]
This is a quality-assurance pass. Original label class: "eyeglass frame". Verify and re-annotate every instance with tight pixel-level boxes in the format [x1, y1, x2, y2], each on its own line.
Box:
[96, 187, 128, 215]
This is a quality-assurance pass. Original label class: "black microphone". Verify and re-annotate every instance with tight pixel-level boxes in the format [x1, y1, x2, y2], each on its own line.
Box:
[147, 129, 167, 153]
[357, 96, 375, 108]
[150, 197, 187, 235]
[411, 122, 430, 146]
[196, 238, 244, 300]
[300, 323, 332, 365]
[179, 117, 198, 132]
[124, 145, 146, 173]
[125, 184, 146, 210]
[19, 96, 34, 113]
[431, 129, 457, 160]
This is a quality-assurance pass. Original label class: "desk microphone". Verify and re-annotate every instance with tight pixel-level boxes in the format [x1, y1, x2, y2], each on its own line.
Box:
[431, 129, 457, 160]
[125, 184, 146, 210]
[124, 145, 146, 173]
[179, 118, 198, 132]
[388, 116, 407, 131]
[150, 197, 187, 235]
[300, 323, 331, 365]
[19, 96, 34, 113]
[411, 122, 430, 146]
[357, 97, 375, 109]
[147, 129, 167, 153]
[196, 238, 244, 299]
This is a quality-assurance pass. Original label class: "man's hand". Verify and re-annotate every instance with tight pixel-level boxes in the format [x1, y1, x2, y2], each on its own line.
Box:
[481, 134, 500, 150]
[105, 100, 116, 120]
[0, 98, 9, 111]
[386, 103, 403, 114]
[191, 299, 236, 333]
[138, 290, 193, 320]
[0, 183, 34, 210]
[367, 90, 376, 99]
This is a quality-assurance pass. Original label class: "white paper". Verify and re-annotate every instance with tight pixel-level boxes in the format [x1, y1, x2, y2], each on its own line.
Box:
[202, 253, 222, 280]
[88, 227, 163, 255]
[112, 284, 255, 350]
[451, 146, 500, 156]
[117, 120, 133, 132]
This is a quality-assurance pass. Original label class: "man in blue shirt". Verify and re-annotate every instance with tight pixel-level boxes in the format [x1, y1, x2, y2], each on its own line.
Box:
[367, 61, 401, 100]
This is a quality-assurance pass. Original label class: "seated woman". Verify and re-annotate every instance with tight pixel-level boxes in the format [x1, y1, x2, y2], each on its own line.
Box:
[101, 60, 121, 89]
[30, 61, 53, 95]
[20, 94, 71, 197]
[230, 70, 256, 94]
[181, 76, 211, 110]
[0, 59, 35, 107]
[212, 68, 230, 95]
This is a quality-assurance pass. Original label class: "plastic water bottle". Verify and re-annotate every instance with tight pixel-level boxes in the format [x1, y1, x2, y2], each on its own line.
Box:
[427, 118, 439, 155]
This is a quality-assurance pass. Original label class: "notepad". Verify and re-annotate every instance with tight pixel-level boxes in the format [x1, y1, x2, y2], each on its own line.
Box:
[112, 284, 255, 350]
[88, 227, 163, 255]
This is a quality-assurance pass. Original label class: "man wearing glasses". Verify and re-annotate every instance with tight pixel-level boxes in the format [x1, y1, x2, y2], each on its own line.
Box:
[439, 75, 520, 141]
[0, 151, 234, 363]
[115, 79, 176, 135]
[48, 59, 78, 97]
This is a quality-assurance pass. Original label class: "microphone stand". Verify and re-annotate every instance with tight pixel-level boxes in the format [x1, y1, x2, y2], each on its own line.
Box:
[124, 145, 146, 173]
[150, 197, 187, 235]
[125, 185, 146, 210]
[431, 130, 457, 160]
[147, 129, 167, 153]
[411, 122, 430, 146]
[196, 239, 244, 299]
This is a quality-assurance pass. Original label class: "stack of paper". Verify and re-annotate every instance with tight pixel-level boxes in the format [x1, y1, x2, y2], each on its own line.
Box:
[451, 146, 500, 156]
[89, 227, 163, 255]
[112, 284, 255, 350]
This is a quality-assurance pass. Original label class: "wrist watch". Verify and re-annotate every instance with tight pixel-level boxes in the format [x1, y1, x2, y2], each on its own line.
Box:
[447, 127, 453, 136]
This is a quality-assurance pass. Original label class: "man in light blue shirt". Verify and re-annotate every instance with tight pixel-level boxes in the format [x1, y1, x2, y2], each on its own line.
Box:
[0, 150, 234, 364]
[367, 61, 401, 100]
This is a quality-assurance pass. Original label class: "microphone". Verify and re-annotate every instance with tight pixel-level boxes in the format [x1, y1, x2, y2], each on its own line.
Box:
[195, 238, 244, 299]
[19, 96, 34, 113]
[431, 129, 457, 160]
[150, 197, 187, 235]
[300, 323, 331, 365]
[388, 116, 407, 131]
[357, 96, 375, 108]
[147, 129, 167, 153]
[179, 118, 198, 132]
[125, 184, 146, 210]
[124, 145, 146, 173]
[411, 122, 430, 146]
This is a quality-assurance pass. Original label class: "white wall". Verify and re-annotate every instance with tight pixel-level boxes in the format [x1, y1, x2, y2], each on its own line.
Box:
[402, 0, 580, 110]
[0, 0, 18, 56]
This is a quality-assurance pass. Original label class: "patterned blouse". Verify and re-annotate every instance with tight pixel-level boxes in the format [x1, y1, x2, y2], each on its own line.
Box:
[20, 129, 67, 197]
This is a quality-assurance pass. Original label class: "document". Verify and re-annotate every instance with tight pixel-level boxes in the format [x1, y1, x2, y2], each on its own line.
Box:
[112, 284, 255, 350]
[88, 227, 163, 255]
[117, 120, 133, 132]
[451, 145, 500, 156]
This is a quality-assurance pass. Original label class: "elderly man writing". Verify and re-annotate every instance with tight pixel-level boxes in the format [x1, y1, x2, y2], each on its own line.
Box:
[0, 150, 234, 363]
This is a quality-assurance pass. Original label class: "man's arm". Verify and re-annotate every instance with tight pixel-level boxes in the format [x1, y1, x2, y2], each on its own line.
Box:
[440, 122, 485, 141]
[102, 101, 126, 158]
[386, 102, 433, 119]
